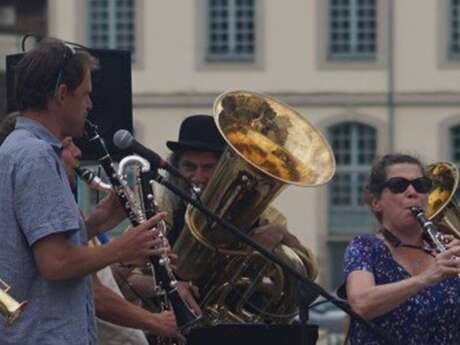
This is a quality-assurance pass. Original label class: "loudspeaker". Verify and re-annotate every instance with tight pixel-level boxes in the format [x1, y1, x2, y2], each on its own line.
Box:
[6, 48, 133, 161]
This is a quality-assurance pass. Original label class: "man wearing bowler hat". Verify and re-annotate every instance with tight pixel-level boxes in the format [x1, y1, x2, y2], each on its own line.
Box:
[159, 114, 318, 276]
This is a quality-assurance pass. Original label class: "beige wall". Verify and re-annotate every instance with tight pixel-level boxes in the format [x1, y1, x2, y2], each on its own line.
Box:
[395, 0, 460, 91]
[48, 0, 460, 94]
[396, 107, 460, 160]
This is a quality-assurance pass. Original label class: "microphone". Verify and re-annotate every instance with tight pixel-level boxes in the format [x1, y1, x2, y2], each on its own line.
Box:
[113, 129, 184, 180]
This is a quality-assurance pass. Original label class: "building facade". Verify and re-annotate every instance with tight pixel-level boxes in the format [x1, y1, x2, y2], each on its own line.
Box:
[40, 0, 460, 289]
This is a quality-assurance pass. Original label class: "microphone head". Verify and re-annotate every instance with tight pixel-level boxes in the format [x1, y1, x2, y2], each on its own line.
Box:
[113, 129, 133, 150]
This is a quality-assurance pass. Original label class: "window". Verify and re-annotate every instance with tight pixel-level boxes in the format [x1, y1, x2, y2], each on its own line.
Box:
[87, 0, 136, 58]
[327, 122, 377, 288]
[328, 0, 377, 61]
[207, 0, 255, 62]
[451, 125, 460, 163]
[449, 0, 460, 60]
[328, 122, 376, 233]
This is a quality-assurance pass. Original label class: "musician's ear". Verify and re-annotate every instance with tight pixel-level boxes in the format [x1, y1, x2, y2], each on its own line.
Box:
[55, 84, 69, 104]
[370, 193, 383, 215]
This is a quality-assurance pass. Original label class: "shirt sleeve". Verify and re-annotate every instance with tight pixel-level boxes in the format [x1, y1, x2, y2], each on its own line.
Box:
[13, 154, 80, 246]
[343, 235, 376, 276]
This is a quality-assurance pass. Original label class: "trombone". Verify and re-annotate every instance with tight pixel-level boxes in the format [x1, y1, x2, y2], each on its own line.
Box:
[0, 278, 27, 325]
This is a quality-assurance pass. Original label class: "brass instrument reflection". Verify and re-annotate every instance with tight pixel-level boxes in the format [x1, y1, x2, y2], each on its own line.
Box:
[0, 278, 27, 325]
[426, 162, 460, 238]
[174, 90, 335, 324]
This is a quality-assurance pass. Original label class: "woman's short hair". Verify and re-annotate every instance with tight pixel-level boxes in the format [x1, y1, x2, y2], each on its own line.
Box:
[364, 153, 427, 222]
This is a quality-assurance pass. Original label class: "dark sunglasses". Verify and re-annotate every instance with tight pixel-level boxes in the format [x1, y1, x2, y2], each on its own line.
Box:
[381, 176, 432, 194]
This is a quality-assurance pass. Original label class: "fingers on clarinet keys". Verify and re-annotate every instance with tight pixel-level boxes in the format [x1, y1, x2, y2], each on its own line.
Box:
[438, 246, 460, 277]
[445, 237, 460, 249]
[115, 213, 167, 263]
[440, 244, 460, 258]
[145, 211, 167, 229]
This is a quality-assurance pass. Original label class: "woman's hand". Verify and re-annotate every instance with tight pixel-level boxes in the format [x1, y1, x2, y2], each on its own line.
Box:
[417, 240, 460, 287]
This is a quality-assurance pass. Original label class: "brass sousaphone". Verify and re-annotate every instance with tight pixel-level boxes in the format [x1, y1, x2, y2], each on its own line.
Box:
[173, 90, 336, 324]
[426, 161, 460, 237]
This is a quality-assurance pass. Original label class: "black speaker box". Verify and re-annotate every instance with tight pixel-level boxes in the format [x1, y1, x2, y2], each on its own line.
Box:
[6, 48, 133, 161]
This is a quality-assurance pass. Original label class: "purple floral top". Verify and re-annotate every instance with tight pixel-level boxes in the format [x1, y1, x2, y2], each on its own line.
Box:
[344, 235, 460, 345]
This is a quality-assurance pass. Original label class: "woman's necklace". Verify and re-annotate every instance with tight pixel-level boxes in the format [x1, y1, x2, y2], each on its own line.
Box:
[382, 228, 434, 257]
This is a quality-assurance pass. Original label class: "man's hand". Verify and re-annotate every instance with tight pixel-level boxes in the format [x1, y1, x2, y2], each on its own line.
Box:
[250, 224, 286, 251]
[120, 230, 176, 268]
[110, 212, 168, 264]
[146, 310, 185, 342]
[251, 224, 304, 252]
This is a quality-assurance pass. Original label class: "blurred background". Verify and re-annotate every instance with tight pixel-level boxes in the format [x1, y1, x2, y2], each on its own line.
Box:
[1, 0, 459, 343]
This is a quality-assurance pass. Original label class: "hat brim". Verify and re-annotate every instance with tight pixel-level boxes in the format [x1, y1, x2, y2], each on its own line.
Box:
[166, 140, 225, 153]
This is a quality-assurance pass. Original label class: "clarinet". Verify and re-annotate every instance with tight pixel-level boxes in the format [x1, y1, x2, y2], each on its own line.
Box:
[410, 206, 460, 277]
[139, 169, 201, 337]
[84, 120, 144, 224]
[84, 120, 200, 332]
[410, 207, 449, 253]
[75, 167, 112, 193]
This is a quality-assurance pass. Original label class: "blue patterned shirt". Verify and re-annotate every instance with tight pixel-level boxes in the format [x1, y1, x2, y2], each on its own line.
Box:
[0, 117, 96, 345]
[344, 234, 460, 345]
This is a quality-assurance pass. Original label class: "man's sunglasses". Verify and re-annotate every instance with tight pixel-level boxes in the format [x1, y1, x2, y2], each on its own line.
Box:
[381, 177, 432, 194]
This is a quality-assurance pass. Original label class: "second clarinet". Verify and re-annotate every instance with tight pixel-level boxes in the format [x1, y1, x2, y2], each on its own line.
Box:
[83, 120, 200, 332]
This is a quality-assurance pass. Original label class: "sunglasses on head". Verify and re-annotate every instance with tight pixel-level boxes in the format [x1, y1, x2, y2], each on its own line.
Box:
[53, 44, 76, 94]
[381, 176, 432, 194]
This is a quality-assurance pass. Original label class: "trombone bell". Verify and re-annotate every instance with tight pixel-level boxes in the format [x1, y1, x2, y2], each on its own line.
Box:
[426, 161, 460, 238]
[0, 279, 27, 325]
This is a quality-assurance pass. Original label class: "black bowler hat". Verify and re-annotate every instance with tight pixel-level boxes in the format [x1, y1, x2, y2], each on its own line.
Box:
[166, 114, 226, 153]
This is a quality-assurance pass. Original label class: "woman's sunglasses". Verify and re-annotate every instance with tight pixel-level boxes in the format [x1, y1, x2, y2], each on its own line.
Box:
[381, 177, 432, 194]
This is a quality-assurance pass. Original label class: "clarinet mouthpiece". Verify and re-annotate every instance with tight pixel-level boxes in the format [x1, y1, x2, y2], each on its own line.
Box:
[409, 206, 423, 216]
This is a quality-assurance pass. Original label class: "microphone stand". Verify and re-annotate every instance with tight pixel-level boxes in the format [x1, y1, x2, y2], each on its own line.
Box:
[152, 172, 398, 345]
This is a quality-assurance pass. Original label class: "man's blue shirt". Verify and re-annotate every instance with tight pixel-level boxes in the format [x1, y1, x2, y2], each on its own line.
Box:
[0, 116, 96, 345]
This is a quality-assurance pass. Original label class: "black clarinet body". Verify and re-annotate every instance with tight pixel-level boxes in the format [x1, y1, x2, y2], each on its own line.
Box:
[410, 206, 460, 279]
[84, 120, 142, 225]
[410, 206, 448, 253]
[139, 170, 200, 333]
